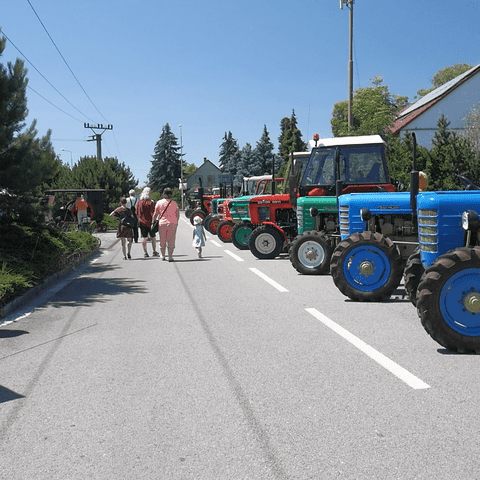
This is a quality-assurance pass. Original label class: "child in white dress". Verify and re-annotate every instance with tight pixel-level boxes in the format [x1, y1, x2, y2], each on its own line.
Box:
[192, 216, 207, 258]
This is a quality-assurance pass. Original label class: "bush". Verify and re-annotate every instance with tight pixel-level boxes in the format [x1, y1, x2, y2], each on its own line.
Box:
[0, 219, 99, 309]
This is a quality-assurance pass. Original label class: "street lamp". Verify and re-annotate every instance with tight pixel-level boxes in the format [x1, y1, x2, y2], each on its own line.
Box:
[61, 148, 73, 168]
[179, 124, 184, 210]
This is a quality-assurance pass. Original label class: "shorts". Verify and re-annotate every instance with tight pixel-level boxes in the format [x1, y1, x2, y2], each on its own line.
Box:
[140, 224, 155, 238]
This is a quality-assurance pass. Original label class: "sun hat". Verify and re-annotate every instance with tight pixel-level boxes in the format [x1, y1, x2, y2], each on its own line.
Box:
[194, 216, 202, 225]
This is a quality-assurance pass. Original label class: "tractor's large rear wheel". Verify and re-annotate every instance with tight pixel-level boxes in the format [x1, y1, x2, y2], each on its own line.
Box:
[217, 220, 234, 243]
[404, 248, 423, 306]
[231, 222, 253, 250]
[417, 247, 480, 353]
[190, 208, 206, 226]
[289, 230, 332, 275]
[330, 231, 403, 301]
[249, 226, 283, 259]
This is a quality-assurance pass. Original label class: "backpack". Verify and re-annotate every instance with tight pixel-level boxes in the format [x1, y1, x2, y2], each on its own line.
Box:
[121, 215, 135, 228]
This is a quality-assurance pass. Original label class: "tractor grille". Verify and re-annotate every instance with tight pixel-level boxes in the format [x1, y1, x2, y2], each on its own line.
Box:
[339, 204, 349, 236]
[296, 205, 303, 230]
[258, 206, 270, 222]
[418, 208, 438, 252]
[236, 206, 247, 215]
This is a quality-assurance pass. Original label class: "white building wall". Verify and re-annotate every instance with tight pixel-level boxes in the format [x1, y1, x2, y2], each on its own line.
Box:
[400, 72, 480, 149]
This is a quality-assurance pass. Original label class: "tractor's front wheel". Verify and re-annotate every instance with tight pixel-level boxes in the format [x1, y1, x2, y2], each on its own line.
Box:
[289, 230, 332, 275]
[404, 248, 424, 306]
[185, 207, 194, 219]
[417, 247, 480, 353]
[249, 226, 284, 259]
[231, 222, 253, 250]
[190, 208, 206, 226]
[330, 231, 403, 301]
[217, 220, 234, 243]
[204, 214, 219, 234]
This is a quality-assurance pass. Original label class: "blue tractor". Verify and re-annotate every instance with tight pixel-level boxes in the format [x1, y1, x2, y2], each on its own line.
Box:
[330, 134, 480, 309]
[416, 188, 480, 353]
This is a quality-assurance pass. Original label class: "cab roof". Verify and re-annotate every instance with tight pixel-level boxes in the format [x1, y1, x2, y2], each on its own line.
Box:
[308, 135, 386, 149]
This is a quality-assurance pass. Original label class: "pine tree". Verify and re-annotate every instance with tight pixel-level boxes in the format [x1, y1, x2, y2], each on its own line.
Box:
[233, 143, 255, 187]
[219, 131, 240, 175]
[426, 115, 465, 190]
[278, 110, 307, 164]
[148, 123, 182, 193]
[0, 35, 60, 219]
[251, 125, 277, 176]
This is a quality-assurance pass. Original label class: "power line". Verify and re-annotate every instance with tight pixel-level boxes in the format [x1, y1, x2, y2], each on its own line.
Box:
[2, 30, 95, 122]
[26, 0, 110, 124]
[27, 85, 84, 123]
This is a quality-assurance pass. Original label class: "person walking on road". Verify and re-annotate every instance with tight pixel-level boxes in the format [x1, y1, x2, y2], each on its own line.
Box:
[136, 187, 160, 258]
[126, 189, 139, 243]
[154, 187, 179, 262]
[192, 216, 207, 258]
[110, 198, 134, 260]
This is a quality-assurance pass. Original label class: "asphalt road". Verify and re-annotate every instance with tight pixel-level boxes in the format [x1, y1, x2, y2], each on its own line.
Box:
[1, 216, 480, 479]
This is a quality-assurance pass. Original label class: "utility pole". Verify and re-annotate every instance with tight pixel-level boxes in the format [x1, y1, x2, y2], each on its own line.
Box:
[84, 123, 113, 161]
[340, 0, 354, 129]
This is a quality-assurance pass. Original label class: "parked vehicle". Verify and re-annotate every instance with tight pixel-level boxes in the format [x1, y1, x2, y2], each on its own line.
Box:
[289, 135, 395, 273]
[330, 133, 480, 325]
[187, 180, 220, 225]
[416, 189, 480, 353]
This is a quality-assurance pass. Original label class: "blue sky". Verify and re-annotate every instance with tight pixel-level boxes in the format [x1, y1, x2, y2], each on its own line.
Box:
[2, 0, 479, 187]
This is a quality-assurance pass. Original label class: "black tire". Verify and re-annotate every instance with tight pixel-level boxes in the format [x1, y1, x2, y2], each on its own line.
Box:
[404, 248, 423, 306]
[204, 214, 219, 234]
[231, 222, 253, 250]
[330, 231, 403, 301]
[208, 216, 221, 235]
[185, 207, 194, 219]
[249, 226, 284, 259]
[417, 247, 480, 354]
[217, 220, 234, 243]
[190, 208, 206, 226]
[289, 230, 332, 275]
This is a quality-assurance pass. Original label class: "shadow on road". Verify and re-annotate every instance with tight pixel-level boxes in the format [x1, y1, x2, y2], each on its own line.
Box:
[0, 330, 29, 339]
[47, 275, 148, 308]
[0, 385, 25, 404]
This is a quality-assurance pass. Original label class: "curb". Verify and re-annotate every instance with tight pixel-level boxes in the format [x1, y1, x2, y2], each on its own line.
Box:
[0, 247, 100, 320]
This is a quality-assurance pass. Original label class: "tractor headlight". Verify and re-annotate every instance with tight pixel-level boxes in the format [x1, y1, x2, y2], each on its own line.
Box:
[462, 210, 480, 231]
[360, 208, 372, 221]
[309, 207, 318, 217]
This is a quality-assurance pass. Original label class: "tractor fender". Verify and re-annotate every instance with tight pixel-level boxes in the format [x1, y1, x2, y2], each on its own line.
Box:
[260, 222, 288, 243]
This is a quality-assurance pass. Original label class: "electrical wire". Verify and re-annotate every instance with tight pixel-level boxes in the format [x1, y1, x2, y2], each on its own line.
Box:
[26, 0, 110, 124]
[1, 30, 95, 123]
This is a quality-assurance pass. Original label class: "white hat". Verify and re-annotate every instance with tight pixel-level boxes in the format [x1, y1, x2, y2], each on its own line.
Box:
[194, 216, 202, 225]
[129, 189, 135, 195]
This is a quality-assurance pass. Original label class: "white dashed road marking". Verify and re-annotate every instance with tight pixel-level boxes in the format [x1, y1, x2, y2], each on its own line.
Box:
[249, 268, 289, 292]
[306, 308, 431, 390]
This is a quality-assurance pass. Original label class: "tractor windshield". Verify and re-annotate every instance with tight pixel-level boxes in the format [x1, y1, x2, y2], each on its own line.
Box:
[301, 144, 389, 187]
[281, 154, 310, 192]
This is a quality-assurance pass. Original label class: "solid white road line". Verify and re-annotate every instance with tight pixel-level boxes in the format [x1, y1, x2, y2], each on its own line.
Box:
[225, 250, 244, 262]
[211, 240, 223, 247]
[305, 308, 431, 390]
[249, 268, 289, 292]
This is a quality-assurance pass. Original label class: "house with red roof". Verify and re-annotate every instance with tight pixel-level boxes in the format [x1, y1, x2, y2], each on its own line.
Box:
[390, 63, 480, 148]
